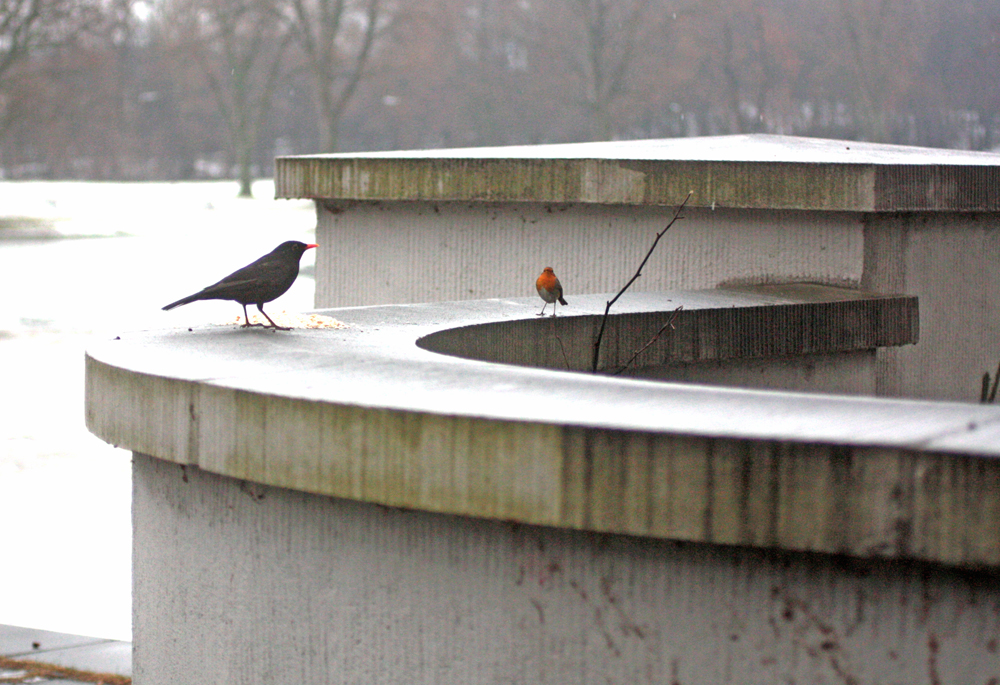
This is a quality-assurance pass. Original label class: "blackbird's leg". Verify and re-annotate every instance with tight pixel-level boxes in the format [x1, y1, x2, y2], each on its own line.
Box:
[240, 303, 264, 327]
[258, 303, 290, 331]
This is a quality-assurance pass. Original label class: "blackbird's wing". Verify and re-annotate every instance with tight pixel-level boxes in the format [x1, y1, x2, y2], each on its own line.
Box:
[162, 242, 307, 311]
[205, 253, 286, 288]
[196, 252, 297, 302]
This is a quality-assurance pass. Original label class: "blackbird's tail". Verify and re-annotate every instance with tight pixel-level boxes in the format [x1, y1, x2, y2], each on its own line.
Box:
[162, 291, 207, 311]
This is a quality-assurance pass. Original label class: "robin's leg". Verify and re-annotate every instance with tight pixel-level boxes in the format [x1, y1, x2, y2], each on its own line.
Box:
[537, 302, 548, 316]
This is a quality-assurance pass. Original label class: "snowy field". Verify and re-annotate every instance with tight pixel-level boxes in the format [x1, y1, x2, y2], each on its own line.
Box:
[0, 180, 316, 640]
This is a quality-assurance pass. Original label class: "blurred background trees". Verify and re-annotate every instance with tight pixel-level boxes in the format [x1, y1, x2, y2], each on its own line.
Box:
[1, 0, 999, 181]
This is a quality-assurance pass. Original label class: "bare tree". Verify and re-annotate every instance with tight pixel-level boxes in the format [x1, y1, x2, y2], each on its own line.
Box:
[0, 0, 98, 78]
[698, 0, 799, 134]
[833, 0, 927, 142]
[520, 0, 659, 141]
[434, 0, 550, 146]
[284, 0, 391, 152]
[0, 0, 104, 135]
[0, 0, 42, 81]
[167, 0, 292, 195]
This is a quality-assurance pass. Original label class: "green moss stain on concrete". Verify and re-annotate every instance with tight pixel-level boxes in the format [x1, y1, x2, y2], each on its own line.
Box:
[276, 156, 883, 210]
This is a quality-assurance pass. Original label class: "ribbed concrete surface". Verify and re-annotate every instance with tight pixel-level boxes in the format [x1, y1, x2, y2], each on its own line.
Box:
[309, 203, 864, 308]
[419, 284, 918, 374]
[85, 289, 1000, 569]
[131, 453, 1000, 685]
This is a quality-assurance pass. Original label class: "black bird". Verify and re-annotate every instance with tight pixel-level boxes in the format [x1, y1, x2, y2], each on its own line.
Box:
[163, 241, 317, 330]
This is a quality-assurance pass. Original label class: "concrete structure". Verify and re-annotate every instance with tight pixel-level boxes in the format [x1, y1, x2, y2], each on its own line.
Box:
[420, 285, 918, 394]
[276, 134, 1000, 402]
[87, 288, 1000, 684]
[0, 624, 131, 680]
[86, 136, 1000, 683]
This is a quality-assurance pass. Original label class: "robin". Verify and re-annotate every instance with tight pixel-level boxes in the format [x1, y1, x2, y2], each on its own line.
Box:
[535, 266, 568, 317]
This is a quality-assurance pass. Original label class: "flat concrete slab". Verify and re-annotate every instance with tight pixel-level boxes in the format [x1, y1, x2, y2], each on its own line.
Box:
[276, 133, 1000, 211]
[0, 624, 131, 678]
[0, 625, 106, 657]
[287, 133, 1000, 164]
[88, 288, 990, 457]
[16, 641, 131, 677]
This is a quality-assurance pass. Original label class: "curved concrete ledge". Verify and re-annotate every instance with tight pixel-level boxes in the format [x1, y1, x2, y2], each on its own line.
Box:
[276, 134, 1000, 211]
[419, 283, 918, 377]
[87, 286, 1000, 570]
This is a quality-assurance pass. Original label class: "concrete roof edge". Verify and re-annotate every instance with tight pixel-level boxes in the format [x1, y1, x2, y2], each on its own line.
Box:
[275, 135, 1000, 212]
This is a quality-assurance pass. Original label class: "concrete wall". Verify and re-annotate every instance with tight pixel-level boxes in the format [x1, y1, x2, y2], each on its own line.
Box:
[279, 136, 1000, 402]
[415, 285, 918, 393]
[314, 202, 863, 307]
[312, 201, 1000, 402]
[862, 212, 1000, 399]
[133, 453, 1000, 685]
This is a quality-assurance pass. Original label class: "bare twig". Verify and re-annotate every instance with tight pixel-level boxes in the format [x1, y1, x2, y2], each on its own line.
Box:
[983, 360, 1000, 403]
[612, 305, 683, 376]
[551, 318, 572, 370]
[590, 191, 692, 373]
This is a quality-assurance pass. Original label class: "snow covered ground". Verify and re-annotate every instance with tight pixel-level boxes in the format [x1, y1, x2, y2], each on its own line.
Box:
[0, 180, 316, 640]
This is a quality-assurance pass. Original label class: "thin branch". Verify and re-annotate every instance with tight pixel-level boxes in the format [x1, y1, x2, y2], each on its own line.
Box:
[327, 0, 381, 123]
[990, 360, 1000, 403]
[590, 191, 692, 372]
[612, 305, 683, 376]
[551, 317, 572, 370]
